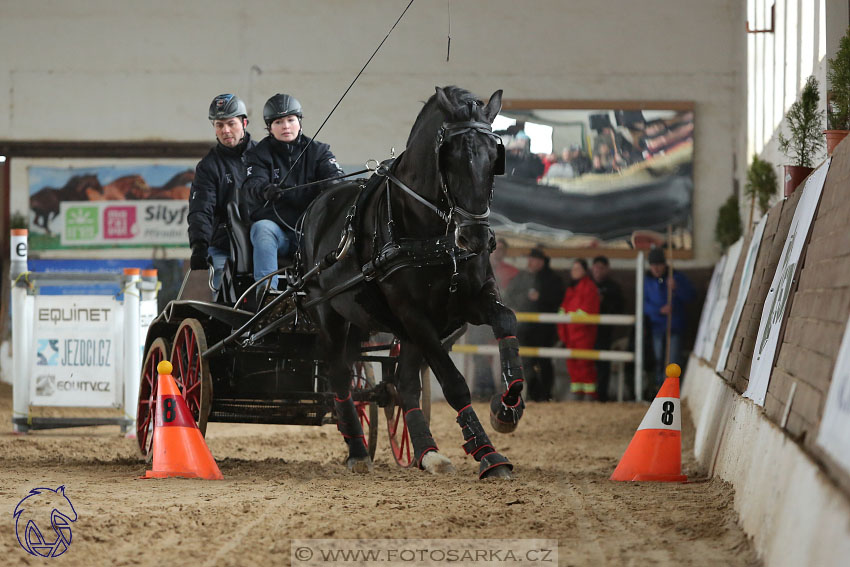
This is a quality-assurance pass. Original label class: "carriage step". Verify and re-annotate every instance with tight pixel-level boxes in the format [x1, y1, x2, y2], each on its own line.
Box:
[210, 397, 330, 426]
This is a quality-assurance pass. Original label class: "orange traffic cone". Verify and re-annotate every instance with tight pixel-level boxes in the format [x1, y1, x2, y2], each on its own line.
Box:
[142, 361, 223, 480]
[610, 363, 688, 482]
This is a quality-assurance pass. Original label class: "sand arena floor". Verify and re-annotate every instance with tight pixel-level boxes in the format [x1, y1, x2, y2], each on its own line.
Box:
[0, 382, 759, 566]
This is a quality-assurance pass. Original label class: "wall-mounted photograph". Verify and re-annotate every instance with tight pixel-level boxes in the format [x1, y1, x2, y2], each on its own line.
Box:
[492, 101, 694, 254]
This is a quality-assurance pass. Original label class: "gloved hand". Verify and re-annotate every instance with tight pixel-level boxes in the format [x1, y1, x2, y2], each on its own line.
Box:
[190, 245, 209, 270]
[262, 184, 285, 201]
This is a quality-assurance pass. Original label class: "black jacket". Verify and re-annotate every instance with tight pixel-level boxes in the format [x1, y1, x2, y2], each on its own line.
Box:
[187, 133, 256, 250]
[241, 133, 343, 230]
[503, 262, 565, 347]
[595, 276, 625, 348]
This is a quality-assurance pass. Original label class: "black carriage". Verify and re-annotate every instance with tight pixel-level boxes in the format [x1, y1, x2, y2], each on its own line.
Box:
[135, 198, 430, 468]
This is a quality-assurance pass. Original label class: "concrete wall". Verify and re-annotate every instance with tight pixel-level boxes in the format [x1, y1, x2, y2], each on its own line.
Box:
[683, 139, 850, 564]
[0, 0, 745, 265]
[685, 358, 850, 567]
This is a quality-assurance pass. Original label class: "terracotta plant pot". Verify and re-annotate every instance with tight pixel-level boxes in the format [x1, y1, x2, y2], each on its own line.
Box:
[783, 165, 814, 196]
[824, 129, 849, 155]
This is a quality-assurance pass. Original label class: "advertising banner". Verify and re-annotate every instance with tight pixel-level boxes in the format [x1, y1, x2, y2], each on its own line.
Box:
[817, 314, 850, 475]
[702, 237, 743, 362]
[26, 163, 194, 250]
[693, 255, 727, 361]
[716, 214, 769, 373]
[58, 199, 187, 247]
[28, 296, 123, 408]
[745, 159, 831, 405]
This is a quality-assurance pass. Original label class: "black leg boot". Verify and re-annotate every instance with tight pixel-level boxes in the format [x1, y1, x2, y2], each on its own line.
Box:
[490, 336, 526, 433]
[458, 406, 512, 479]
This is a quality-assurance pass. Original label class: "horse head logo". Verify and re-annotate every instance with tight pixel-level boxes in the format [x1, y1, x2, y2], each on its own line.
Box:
[13, 486, 77, 558]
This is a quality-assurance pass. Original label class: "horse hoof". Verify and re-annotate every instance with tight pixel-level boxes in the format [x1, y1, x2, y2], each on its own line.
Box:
[478, 451, 513, 479]
[421, 451, 456, 475]
[489, 394, 524, 434]
[480, 464, 513, 480]
[346, 456, 373, 474]
[489, 412, 518, 434]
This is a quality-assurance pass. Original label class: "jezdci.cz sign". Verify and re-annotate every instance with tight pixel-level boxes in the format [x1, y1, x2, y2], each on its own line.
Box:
[29, 297, 123, 407]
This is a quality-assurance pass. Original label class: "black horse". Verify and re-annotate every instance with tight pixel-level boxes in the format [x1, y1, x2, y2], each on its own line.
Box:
[299, 86, 526, 479]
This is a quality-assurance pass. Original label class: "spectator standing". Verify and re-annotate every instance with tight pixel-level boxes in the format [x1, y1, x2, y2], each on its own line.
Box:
[504, 247, 564, 401]
[591, 255, 624, 402]
[557, 259, 600, 400]
[644, 247, 695, 390]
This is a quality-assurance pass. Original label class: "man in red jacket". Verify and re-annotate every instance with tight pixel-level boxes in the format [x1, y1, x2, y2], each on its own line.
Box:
[558, 259, 600, 400]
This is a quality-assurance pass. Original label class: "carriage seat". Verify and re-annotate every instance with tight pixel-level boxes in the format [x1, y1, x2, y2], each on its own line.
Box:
[225, 200, 294, 278]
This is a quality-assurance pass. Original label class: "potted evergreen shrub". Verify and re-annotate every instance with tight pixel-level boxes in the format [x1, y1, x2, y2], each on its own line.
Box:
[826, 27, 850, 154]
[715, 194, 742, 250]
[778, 75, 823, 195]
[744, 154, 778, 228]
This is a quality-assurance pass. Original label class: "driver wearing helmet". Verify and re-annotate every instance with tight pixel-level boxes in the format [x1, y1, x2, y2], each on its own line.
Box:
[187, 93, 256, 288]
[242, 93, 343, 289]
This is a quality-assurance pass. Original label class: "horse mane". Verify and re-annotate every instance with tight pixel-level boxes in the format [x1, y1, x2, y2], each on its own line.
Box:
[406, 86, 485, 146]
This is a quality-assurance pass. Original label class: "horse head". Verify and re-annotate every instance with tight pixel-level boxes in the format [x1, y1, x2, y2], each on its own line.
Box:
[431, 86, 503, 254]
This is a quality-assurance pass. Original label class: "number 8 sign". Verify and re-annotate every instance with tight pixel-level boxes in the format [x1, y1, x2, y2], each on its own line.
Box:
[638, 396, 681, 431]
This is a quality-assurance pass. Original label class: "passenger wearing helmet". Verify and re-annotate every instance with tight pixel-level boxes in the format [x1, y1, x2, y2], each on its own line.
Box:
[187, 93, 256, 288]
[242, 93, 343, 288]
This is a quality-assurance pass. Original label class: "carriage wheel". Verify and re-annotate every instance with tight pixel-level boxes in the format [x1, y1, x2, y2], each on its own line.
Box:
[170, 319, 212, 436]
[351, 362, 378, 460]
[136, 337, 170, 459]
[384, 365, 433, 468]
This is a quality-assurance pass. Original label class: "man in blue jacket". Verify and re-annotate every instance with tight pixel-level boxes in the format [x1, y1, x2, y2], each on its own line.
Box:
[187, 94, 256, 288]
[241, 93, 343, 289]
[644, 247, 695, 389]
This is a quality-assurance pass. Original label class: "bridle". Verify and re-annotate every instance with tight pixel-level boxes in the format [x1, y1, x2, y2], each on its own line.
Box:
[376, 117, 505, 230]
[436, 120, 505, 228]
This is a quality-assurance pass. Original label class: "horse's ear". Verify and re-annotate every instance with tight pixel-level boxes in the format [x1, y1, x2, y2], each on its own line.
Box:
[435, 87, 454, 117]
[484, 90, 503, 123]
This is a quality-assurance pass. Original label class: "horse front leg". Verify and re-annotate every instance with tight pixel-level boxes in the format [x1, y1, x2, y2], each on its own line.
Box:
[396, 341, 455, 474]
[472, 290, 526, 434]
[406, 327, 513, 480]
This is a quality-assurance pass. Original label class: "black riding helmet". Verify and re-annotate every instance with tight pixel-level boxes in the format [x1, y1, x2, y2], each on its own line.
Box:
[208, 94, 248, 121]
[263, 93, 303, 126]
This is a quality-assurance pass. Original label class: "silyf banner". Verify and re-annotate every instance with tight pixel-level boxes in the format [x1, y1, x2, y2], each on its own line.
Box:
[59, 200, 187, 247]
[29, 296, 123, 408]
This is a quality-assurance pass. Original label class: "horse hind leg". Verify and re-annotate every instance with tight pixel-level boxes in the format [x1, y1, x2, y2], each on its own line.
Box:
[397, 341, 454, 474]
[334, 393, 372, 473]
[323, 316, 372, 473]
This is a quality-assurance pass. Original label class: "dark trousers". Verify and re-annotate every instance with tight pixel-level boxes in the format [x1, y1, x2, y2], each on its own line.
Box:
[595, 329, 613, 402]
[523, 356, 554, 401]
[596, 361, 611, 402]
